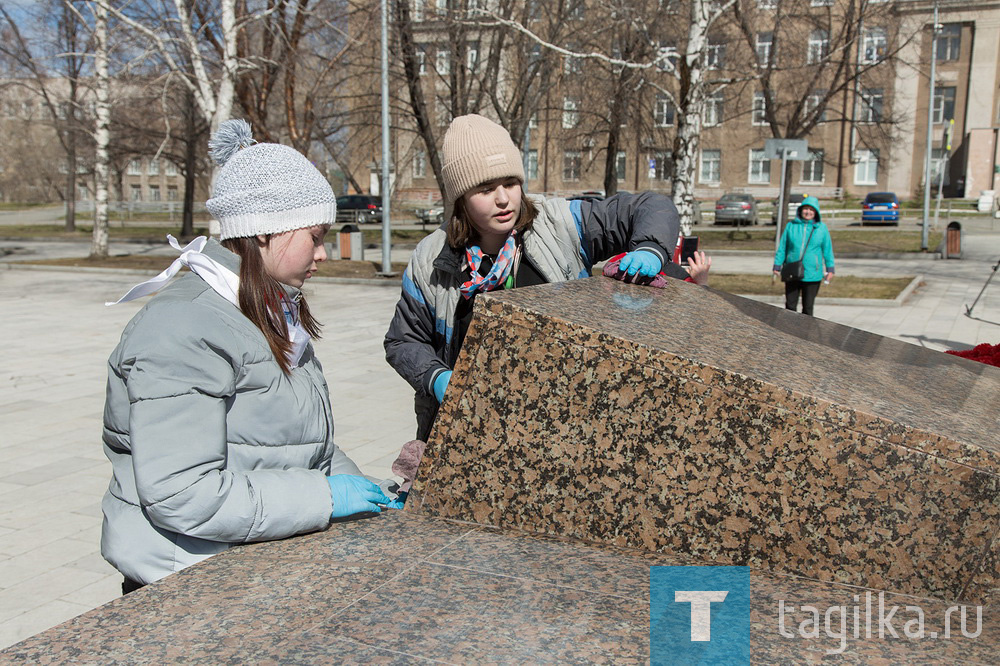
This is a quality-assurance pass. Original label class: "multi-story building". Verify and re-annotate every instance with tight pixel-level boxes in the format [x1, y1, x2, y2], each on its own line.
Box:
[347, 0, 1000, 208]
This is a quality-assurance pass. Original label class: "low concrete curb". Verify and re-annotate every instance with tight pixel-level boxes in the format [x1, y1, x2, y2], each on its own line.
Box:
[3, 261, 921, 304]
[706, 249, 943, 260]
[739, 274, 923, 308]
[0, 259, 404, 287]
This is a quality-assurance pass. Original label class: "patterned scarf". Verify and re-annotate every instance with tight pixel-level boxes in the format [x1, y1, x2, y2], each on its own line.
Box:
[460, 230, 519, 300]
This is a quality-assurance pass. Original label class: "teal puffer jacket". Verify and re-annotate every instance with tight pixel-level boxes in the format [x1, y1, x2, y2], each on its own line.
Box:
[101, 240, 362, 584]
[772, 195, 835, 282]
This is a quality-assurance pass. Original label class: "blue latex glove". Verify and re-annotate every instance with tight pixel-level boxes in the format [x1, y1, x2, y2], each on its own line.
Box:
[327, 475, 393, 518]
[618, 250, 662, 277]
[433, 370, 452, 403]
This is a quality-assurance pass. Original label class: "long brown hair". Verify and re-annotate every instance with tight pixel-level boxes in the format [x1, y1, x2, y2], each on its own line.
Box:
[446, 188, 539, 250]
[221, 235, 322, 374]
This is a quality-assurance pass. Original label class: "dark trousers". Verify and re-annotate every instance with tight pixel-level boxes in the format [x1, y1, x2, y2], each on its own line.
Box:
[785, 280, 822, 316]
[122, 577, 145, 595]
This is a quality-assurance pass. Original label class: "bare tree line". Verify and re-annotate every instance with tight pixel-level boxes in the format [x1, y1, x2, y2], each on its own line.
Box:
[0, 0, 923, 254]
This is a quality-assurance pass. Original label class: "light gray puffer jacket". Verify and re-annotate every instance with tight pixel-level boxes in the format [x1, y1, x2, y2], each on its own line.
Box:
[101, 240, 361, 584]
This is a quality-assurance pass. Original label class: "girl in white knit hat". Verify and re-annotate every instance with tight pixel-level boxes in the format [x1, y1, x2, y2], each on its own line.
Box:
[102, 119, 399, 594]
[385, 113, 711, 442]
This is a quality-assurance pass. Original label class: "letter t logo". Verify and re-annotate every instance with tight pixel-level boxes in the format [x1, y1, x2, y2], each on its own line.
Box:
[675, 590, 729, 641]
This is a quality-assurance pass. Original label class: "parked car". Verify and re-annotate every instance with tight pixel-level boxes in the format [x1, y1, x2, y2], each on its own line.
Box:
[714, 193, 759, 226]
[861, 191, 900, 225]
[415, 205, 445, 226]
[771, 193, 805, 225]
[336, 194, 382, 223]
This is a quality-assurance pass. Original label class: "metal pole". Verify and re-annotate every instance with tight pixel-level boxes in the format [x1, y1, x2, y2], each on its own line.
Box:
[922, 0, 939, 251]
[380, 0, 393, 274]
[775, 149, 789, 254]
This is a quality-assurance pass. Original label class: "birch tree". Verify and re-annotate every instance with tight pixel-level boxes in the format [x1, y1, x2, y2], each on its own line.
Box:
[91, 0, 110, 257]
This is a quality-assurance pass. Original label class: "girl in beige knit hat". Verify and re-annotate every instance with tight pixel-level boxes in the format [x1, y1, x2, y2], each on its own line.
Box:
[385, 113, 710, 441]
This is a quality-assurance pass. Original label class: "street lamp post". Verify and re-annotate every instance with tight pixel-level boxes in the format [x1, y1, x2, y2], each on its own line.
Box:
[922, 1, 940, 252]
[380, 0, 393, 274]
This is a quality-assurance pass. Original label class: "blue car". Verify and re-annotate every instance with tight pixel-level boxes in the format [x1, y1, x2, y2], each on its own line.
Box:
[861, 192, 899, 225]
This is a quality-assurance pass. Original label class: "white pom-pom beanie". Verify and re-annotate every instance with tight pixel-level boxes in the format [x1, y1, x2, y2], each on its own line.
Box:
[206, 119, 337, 240]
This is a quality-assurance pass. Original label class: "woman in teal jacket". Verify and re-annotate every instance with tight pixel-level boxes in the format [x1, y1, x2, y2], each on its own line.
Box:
[772, 195, 835, 316]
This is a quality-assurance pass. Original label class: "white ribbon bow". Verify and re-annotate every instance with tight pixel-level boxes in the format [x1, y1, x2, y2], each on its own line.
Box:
[106, 235, 239, 307]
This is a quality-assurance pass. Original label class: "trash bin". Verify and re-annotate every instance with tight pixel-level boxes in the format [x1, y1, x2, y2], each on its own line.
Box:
[338, 224, 362, 260]
[946, 221, 962, 259]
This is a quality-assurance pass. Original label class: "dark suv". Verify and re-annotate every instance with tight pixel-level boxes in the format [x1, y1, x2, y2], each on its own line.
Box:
[336, 195, 382, 223]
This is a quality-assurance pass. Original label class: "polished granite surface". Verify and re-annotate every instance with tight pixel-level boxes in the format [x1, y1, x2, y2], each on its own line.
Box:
[6, 278, 998, 662]
[1, 513, 995, 664]
[413, 278, 1000, 603]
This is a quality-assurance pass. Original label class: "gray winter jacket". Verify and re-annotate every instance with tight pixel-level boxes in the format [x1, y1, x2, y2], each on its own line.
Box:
[101, 239, 362, 584]
[384, 192, 686, 440]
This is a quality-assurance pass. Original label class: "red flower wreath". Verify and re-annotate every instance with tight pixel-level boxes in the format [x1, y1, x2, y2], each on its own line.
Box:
[946, 343, 1000, 369]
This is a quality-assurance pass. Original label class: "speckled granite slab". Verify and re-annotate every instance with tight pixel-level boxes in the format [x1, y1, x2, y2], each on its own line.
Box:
[2, 513, 996, 663]
[411, 277, 1000, 603]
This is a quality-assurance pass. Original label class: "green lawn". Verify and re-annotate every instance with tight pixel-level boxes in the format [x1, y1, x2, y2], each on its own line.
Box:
[695, 228, 943, 253]
[709, 273, 914, 299]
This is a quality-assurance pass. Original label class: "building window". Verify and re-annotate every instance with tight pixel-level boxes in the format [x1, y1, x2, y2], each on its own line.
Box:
[748, 149, 770, 184]
[436, 101, 450, 127]
[936, 23, 961, 61]
[528, 43, 541, 62]
[616, 151, 626, 182]
[752, 93, 767, 126]
[703, 92, 723, 127]
[413, 148, 426, 178]
[526, 149, 538, 180]
[466, 44, 479, 72]
[127, 160, 142, 176]
[149, 185, 161, 201]
[412, 0, 424, 22]
[854, 149, 878, 185]
[167, 186, 179, 201]
[568, 0, 584, 20]
[649, 151, 672, 181]
[654, 94, 675, 127]
[528, 113, 538, 129]
[435, 0, 446, 15]
[758, 0, 776, 8]
[858, 88, 884, 123]
[563, 150, 581, 181]
[706, 39, 725, 70]
[148, 159, 159, 176]
[130, 184, 142, 201]
[700, 149, 721, 183]
[435, 49, 450, 75]
[415, 49, 426, 75]
[802, 149, 824, 183]
[562, 97, 580, 129]
[564, 53, 582, 75]
[933, 87, 956, 124]
[165, 161, 178, 177]
[811, 0, 833, 6]
[756, 32, 773, 66]
[861, 27, 888, 64]
[805, 89, 828, 122]
[657, 40, 678, 71]
[931, 148, 949, 187]
[808, 30, 829, 64]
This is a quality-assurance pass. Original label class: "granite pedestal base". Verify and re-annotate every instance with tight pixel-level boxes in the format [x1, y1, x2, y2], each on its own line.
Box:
[412, 277, 1000, 604]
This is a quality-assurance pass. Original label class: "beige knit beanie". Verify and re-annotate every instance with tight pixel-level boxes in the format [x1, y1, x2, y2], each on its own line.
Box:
[441, 114, 524, 215]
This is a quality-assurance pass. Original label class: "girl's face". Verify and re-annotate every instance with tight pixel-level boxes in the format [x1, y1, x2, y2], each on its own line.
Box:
[461, 177, 523, 252]
[259, 225, 329, 287]
[801, 207, 816, 220]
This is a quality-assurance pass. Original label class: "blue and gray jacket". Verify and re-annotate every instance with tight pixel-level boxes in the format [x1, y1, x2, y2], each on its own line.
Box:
[384, 191, 687, 440]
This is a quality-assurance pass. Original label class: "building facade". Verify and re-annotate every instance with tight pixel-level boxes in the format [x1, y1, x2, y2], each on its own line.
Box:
[347, 0, 1000, 209]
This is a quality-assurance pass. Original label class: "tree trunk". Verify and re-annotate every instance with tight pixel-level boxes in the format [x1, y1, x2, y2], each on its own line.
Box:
[90, 1, 110, 258]
[670, 0, 711, 238]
